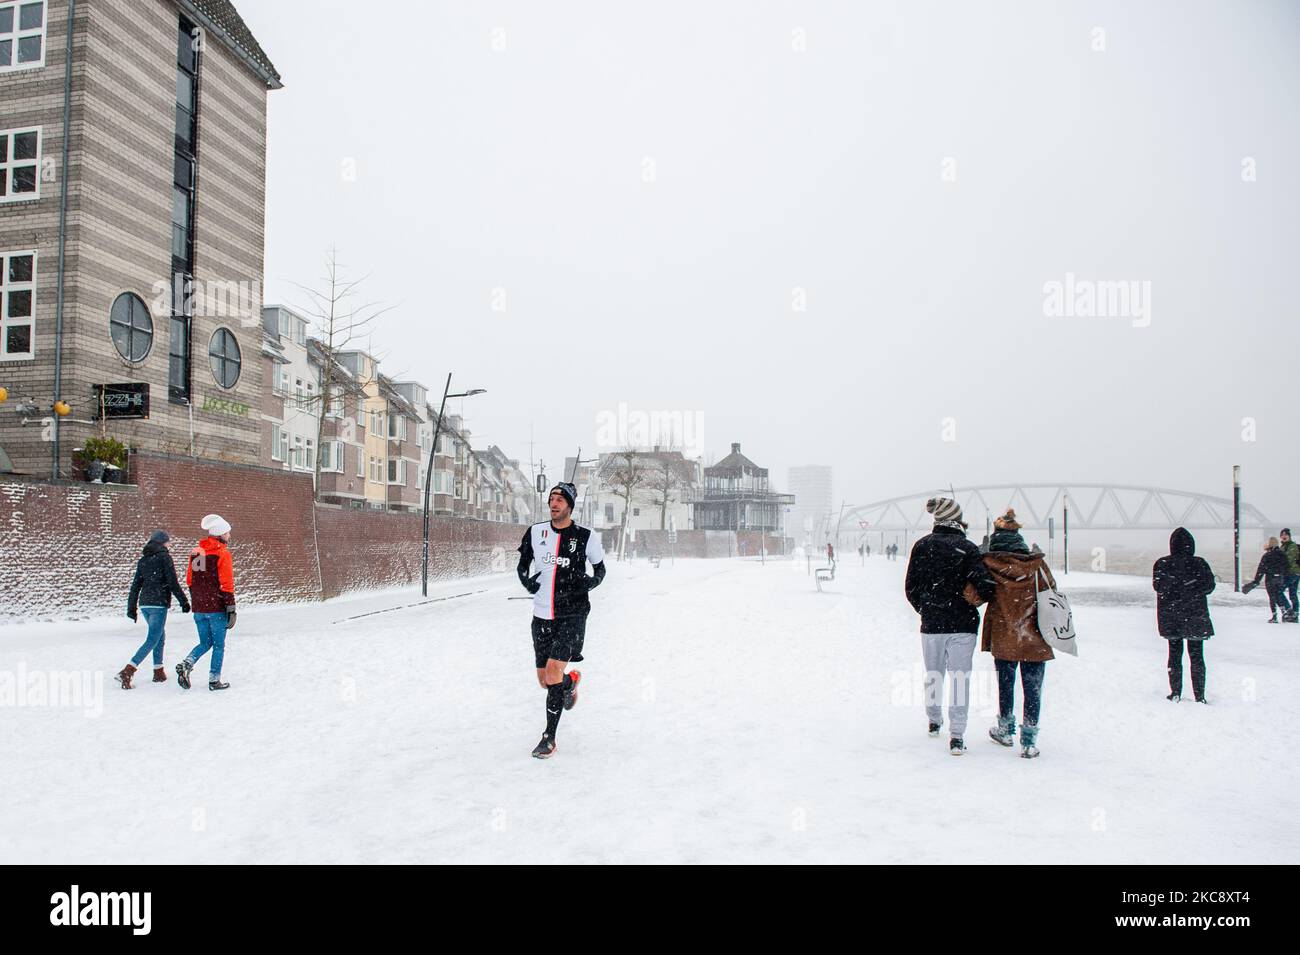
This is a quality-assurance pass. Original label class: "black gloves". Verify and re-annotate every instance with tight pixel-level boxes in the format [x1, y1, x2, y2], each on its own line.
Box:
[127, 610, 137, 622]
[1242, 581, 1257, 595]
[584, 575, 600, 592]
[226, 609, 237, 630]
[180, 601, 192, 614]
[526, 573, 541, 595]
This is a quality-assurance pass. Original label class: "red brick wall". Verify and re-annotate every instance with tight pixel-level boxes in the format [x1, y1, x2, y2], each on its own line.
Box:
[133, 453, 322, 606]
[0, 475, 144, 620]
[0, 452, 527, 618]
[315, 507, 523, 598]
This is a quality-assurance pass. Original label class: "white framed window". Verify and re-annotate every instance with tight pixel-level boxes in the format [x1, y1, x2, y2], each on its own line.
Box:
[387, 458, 407, 485]
[0, 2, 46, 73]
[325, 393, 343, 418]
[271, 424, 287, 462]
[388, 413, 406, 441]
[369, 409, 383, 435]
[355, 445, 364, 478]
[320, 440, 343, 473]
[0, 249, 35, 359]
[304, 438, 314, 471]
[292, 317, 306, 346]
[0, 127, 40, 201]
[272, 365, 289, 396]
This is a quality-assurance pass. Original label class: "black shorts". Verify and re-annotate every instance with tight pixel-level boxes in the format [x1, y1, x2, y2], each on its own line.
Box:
[532, 615, 586, 669]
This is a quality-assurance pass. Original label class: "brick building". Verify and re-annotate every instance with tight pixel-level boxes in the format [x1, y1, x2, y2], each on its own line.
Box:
[0, 0, 279, 476]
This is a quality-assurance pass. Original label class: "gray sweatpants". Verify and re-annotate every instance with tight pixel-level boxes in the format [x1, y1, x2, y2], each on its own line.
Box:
[921, 631, 977, 738]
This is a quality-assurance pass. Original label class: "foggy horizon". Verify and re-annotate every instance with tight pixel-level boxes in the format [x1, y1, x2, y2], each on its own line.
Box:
[246, 0, 1300, 522]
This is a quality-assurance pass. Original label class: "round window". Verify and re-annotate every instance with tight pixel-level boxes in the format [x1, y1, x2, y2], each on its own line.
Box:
[109, 293, 154, 362]
[208, 327, 242, 388]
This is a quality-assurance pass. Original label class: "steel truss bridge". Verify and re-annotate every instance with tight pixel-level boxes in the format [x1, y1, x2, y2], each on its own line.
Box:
[837, 484, 1271, 538]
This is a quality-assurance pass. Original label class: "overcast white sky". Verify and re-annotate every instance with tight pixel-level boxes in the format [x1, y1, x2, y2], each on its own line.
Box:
[246, 0, 1300, 521]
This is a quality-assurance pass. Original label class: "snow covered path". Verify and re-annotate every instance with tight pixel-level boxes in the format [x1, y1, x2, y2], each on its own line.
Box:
[1, 557, 1294, 864]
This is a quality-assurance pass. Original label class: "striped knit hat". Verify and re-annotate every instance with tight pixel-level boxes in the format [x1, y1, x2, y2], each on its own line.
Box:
[926, 496, 964, 526]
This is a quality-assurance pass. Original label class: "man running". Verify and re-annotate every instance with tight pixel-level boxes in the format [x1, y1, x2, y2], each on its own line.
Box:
[517, 482, 607, 759]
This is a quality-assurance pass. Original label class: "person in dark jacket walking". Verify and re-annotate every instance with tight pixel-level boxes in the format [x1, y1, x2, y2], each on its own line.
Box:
[980, 510, 1053, 758]
[1152, 527, 1215, 703]
[118, 529, 191, 689]
[178, 513, 237, 691]
[1243, 537, 1291, 623]
[1278, 529, 1299, 623]
[905, 497, 996, 754]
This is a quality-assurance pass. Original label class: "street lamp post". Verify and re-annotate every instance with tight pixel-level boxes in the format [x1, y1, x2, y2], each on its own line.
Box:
[421, 374, 486, 596]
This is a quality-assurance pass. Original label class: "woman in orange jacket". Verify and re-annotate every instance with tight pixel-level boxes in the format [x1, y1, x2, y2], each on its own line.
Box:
[177, 513, 237, 691]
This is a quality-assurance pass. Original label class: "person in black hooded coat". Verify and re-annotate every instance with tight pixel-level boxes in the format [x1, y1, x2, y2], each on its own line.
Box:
[118, 529, 190, 689]
[1152, 527, 1215, 702]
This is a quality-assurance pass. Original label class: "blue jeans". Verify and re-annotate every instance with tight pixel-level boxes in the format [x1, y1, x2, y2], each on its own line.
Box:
[187, 612, 229, 679]
[131, 607, 168, 667]
[996, 658, 1046, 726]
[1283, 574, 1299, 614]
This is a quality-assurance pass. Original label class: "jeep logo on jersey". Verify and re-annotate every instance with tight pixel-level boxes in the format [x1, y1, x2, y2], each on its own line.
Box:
[542, 554, 572, 568]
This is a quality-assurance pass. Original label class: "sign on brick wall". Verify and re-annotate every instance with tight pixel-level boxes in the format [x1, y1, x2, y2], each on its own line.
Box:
[92, 383, 150, 420]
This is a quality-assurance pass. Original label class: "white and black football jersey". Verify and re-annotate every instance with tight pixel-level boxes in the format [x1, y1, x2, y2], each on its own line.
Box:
[517, 521, 606, 620]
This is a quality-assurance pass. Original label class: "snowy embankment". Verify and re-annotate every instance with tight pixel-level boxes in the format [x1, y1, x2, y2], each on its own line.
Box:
[0, 558, 1292, 864]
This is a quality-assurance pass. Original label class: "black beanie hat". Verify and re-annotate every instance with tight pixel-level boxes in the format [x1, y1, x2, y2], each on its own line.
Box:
[550, 482, 577, 509]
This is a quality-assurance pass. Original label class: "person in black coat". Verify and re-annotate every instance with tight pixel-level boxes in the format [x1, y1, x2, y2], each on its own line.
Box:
[1243, 537, 1291, 623]
[1152, 527, 1215, 703]
[118, 529, 190, 689]
[905, 497, 997, 753]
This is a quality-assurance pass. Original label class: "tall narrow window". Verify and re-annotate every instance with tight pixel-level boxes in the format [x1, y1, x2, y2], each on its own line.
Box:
[170, 18, 199, 402]
[0, 249, 35, 359]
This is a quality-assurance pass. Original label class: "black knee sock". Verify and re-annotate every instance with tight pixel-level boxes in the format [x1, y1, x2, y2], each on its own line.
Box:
[545, 683, 565, 738]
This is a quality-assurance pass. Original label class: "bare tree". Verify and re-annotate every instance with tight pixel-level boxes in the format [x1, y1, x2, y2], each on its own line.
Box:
[601, 450, 646, 560]
[290, 248, 395, 501]
[647, 457, 683, 530]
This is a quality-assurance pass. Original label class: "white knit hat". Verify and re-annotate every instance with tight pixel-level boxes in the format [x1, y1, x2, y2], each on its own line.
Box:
[201, 513, 232, 537]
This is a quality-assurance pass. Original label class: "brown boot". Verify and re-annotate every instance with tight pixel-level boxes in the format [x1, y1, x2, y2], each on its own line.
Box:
[116, 664, 137, 690]
[152, 666, 167, 683]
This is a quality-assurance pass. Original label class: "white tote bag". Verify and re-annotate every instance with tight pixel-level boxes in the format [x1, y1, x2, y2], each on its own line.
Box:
[1035, 567, 1078, 656]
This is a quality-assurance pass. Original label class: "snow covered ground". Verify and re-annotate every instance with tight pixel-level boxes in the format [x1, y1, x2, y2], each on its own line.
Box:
[1, 556, 1293, 864]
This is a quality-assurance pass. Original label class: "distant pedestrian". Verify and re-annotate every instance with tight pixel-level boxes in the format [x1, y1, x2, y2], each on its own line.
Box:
[1279, 529, 1299, 623]
[980, 510, 1053, 758]
[177, 514, 237, 691]
[117, 530, 190, 689]
[1243, 537, 1290, 623]
[1152, 527, 1215, 703]
[905, 497, 996, 755]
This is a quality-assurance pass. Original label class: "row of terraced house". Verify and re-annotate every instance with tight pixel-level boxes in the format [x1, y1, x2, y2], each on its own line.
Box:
[260, 304, 536, 522]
